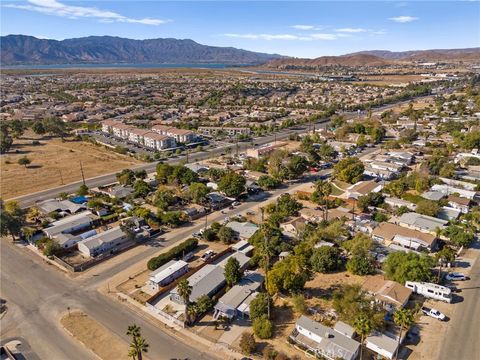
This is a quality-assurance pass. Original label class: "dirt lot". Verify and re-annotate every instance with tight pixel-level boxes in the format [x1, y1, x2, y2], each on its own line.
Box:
[1, 132, 141, 199]
[61, 311, 130, 360]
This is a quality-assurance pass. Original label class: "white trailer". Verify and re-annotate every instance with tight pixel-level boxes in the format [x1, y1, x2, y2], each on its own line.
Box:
[405, 281, 452, 303]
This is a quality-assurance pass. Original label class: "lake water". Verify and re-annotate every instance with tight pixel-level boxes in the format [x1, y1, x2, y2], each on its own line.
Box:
[1, 63, 237, 70]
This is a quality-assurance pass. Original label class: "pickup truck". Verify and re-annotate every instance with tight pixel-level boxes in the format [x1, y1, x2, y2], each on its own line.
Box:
[421, 307, 446, 321]
[201, 250, 216, 262]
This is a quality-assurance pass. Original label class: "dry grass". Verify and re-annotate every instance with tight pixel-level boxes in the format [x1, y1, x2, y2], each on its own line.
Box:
[61, 311, 130, 360]
[1, 132, 141, 199]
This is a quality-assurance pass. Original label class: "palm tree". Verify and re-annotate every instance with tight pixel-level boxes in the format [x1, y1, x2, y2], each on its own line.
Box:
[177, 279, 192, 324]
[353, 313, 373, 360]
[27, 207, 40, 222]
[393, 308, 415, 360]
[126, 324, 149, 360]
[314, 179, 332, 221]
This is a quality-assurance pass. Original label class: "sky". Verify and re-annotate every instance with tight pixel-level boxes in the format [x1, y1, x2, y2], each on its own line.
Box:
[1, 1, 479, 58]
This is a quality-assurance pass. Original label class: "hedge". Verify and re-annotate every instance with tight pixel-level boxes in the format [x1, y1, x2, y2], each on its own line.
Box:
[147, 238, 198, 270]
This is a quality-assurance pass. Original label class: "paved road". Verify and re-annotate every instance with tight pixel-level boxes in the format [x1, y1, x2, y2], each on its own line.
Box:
[437, 241, 480, 360]
[0, 175, 330, 360]
[0, 241, 213, 360]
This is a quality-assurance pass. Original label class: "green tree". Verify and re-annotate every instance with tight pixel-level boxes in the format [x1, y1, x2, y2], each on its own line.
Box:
[346, 252, 376, 275]
[133, 180, 150, 198]
[195, 294, 213, 315]
[258, 175, 281, 190]
[218, 171, 246, 198]
[266, 256, 308, 295]
[353, 314, 373, 360]
[333, 157, 365, 184]
[286, 155, 309, 179]
[77, 184, 89, 196]
[384, 252, 434, 284]
[224, 257, 242, 287]
[177, 279, 192, 324]
[393, 308, 415, 360]
[43, 239, 61, 257]
[116, 169, 136, 185]
[249, 292, 269, 321]
[342, 233, 373, 255]
[126, 324, 149, 360]
[252, 315, 273, 339]
[310, 246, 342, 273]
[217, 225, 236, 244]
[187, 182, 210, 204]
[357, 192, 384, 212]
[416, 199, 440, 217]
[32, 121, 46, 135]
[156, 163, 173, 184]
[443, 225, 474, 247]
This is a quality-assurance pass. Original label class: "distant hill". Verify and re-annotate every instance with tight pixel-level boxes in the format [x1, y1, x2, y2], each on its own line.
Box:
[346, 48, 480, 62]
[266, 54, 391, 69]
[0, 35, 283, 65]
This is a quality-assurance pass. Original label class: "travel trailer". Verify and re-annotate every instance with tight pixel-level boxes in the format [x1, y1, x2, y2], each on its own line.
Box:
[405, 281, 452, 303]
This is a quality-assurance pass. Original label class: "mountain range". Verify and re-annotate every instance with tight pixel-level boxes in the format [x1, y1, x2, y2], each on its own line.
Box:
[0, 35, 282, 65]
[1, 35, 479, 67]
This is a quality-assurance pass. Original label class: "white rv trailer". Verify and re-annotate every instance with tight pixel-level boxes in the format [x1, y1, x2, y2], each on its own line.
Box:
[405, 281, 452, 303]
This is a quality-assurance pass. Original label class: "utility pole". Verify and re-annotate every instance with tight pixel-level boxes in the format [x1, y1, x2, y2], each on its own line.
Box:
[186, 148, 189, 164]
[79, 161, 86, 185]
[59, 169, 64, 185]
[204, 211, 208, 231]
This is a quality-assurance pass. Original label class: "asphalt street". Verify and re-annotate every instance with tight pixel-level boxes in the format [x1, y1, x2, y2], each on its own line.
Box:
[437, 241, 480, 360]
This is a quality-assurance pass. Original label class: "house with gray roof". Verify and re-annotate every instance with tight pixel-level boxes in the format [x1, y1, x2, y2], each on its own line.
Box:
[225, 221, 259, 241]
[37, 199, 86, 215]
[147, 260, 189, 291]
[290, 316, 360, 360]
[77, 226, 128, 257]
[170, 264, 225, 304]
[43, 211, 97, 239]
[366, 332, 399, 360]
[213, 272, 264, 320]
[397, 212, 448, 235]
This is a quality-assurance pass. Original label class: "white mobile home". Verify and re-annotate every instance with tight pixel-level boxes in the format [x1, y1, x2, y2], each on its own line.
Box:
[147, 260, 189, 291]
[405, 281, 452, 303]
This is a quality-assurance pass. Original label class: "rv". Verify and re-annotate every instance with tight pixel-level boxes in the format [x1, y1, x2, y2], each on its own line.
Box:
[405, 281, 452, 303]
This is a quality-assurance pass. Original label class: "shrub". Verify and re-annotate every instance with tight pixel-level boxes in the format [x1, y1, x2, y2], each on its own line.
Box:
[291, 294, 306, 314]
[253, 315, 273, 339]
[262, 345, 277, 360]
[147, 238, 198, 270]
[249, 292, 269, 320]
[239, 332, 256, 355]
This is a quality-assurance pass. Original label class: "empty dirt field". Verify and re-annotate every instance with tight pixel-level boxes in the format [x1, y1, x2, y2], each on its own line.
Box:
[1, 133, 141, 199]
[61, 311, 130, 360]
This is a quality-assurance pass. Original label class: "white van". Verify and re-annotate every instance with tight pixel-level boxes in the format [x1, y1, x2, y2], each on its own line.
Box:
[405, 281, 452, 303]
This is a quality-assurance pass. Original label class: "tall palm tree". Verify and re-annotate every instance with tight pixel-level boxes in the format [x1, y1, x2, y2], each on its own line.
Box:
[393, 308, 415, 359]
[353, 313, 373, 360]
[126, 324, 149, 360]
[177, 279, 192, 324]
[314, 179, 332, 221]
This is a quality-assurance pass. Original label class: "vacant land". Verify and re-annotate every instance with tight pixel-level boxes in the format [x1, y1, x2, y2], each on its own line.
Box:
[61, 311, 130, 360]
[1, 133, 141, 199]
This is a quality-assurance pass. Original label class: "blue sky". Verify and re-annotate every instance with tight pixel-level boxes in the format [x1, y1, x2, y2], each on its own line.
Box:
[1, 1, 479, 58]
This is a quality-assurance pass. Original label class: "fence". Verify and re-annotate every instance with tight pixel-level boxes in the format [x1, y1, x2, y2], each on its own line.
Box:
[145, 303, 185, 328]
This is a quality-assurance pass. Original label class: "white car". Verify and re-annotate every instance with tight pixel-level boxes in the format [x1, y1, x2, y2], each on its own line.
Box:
[421, 307, 446, 321]
[445, 272, 468, 281]
[201, 250, 215, 262]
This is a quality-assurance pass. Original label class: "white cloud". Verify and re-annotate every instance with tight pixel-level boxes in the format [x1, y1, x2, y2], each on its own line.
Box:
[3, 0, 168, 26]
[335, 28, 367, 33]
[223, 32, 338, 41]
[290, 24, 324, 31]
[309, 33, 337, 40]
[389, 15, 419, 23]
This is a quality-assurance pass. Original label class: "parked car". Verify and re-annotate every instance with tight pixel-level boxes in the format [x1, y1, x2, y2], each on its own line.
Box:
[201, 250, 215, 262]
[445, 272, 468, 281]
[233, 201, 241, 206]
[192, 231, 202, 239]
[421, 307, 446, 321]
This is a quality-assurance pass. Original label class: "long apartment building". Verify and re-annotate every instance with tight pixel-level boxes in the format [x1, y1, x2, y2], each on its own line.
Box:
[151, 124, 196, 144]
[101, 120, 176, 150]
[197, 126, 251, 137]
